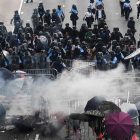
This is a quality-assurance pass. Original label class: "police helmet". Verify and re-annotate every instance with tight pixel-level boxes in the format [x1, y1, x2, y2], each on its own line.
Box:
[58, 32, 63, 38]
[102, 46, 107, 51]
[44, 23, 48, 28]
[26, 23, 30, 27]
[58, 5, 61, 9]
[96, 52, 103, 59]
[90, 0, 94, 3]
[52, 9, 56, 12]
[0, 22, 4, 25]
[100, 28, 104, 32]
[65, 23, 69, 27]
[34, 8, 38, 13]
[46, 9, 50, 13]
[41, 50, 46, 53]
[18, 28, 23, 33]
[72, 4, 77, 9]
[45, 32, 50, 37]
[51, 41, 58, 47]
[73, 26, 77, 30]
[15, 10, 18, 14]
[110, 51, 115, 57]
[53, 33, 58, 38]
[88, 28, 92, 31]
[82, 23, 86, 27]
[116, 46, 121, 52]
[82, 41, 87, 45]
[130, 16, 133, 20]
[113, 27, 119, 32]
[39, 1, 43, 4]
[97, 38, 102, 42]
[127, 28, 131, 34]
[104, 25, 108, 29]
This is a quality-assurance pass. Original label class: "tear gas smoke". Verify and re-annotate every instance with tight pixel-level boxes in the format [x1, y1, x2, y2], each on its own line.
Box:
[0, 62, 139, 116]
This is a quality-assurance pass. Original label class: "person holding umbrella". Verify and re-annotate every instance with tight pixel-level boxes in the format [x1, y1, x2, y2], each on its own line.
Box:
[83, 7, 94, 28]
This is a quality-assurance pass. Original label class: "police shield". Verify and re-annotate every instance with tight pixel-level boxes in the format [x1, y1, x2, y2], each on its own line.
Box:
[39, 35, 48, 44]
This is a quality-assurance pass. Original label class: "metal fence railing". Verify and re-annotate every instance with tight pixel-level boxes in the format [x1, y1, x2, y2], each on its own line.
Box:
[12, 68, 58, 79]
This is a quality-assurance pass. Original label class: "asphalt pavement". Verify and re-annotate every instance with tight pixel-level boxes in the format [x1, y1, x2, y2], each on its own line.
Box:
[0, 0, 22, 31]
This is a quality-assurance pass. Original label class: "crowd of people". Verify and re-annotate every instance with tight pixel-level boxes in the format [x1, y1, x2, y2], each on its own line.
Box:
[0, 0, 140, 73]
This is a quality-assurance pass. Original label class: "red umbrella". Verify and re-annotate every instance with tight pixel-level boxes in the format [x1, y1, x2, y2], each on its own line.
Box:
[105, 112, 134, 140]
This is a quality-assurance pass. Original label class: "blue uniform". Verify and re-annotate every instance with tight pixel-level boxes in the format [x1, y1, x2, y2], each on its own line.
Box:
[96, 0, 104, 6]
[88, 2, 94, 9]
[123, 2, 131, 20]
[70, 8, 78, 14]
[56, 9, 64, 17]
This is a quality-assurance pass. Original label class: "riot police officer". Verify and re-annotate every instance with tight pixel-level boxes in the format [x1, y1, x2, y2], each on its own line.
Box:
[110, 51, 118, 69]
[95, 52, 108, 70]
[119, 0, 125, 17]
[38, 1, 45, 22]
[11, 10, 21, 25]
[70, 4, 79, 27]
[56, 5, 65, 22]
[9, 51, 21, 71]
[123, 0, 132, 21]
[43, 10, 51, 26]
[31, 9, 39, 32]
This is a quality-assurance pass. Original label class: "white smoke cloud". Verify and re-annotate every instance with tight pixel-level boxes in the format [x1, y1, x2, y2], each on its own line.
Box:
[1, 62, 139, 116]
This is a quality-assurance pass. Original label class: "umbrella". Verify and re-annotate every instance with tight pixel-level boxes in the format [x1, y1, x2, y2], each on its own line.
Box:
[84, 110, 105, 117]
[85, 96, 106, 111]
[0, 103, 6, 120]
[0, 78, 25, 97]
[99, 101, 121, 115]
[105, 112, 134, 140]
[124, 48, 140, 60]
[0, 68, 14, 80]
[120, 103, 139, 126]
[12, 119, 33, 131]
[2, 50, 10, 61]
[69, 113, 96, 121]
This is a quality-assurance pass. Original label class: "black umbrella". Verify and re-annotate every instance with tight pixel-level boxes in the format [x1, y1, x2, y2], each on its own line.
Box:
[99, 101, 121, 115]
[0, 68, 14, 80]
[69, 113, 95, 121]
[85, 96, 106, 111]
[12, 119, 33, 131]
[0, 103, 6, 120]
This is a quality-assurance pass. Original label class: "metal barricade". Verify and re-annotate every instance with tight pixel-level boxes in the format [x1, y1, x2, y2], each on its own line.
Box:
[12, 68, 58, 79]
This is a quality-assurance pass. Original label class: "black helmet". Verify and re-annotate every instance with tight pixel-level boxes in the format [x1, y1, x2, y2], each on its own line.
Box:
[58, 5, 61, 9]
[65, 23, 69, 27]
[52, 9, 56, 12]
[102, 46, 107, 51]
[15, 10, 18, 14]
[96, 52, 103, 59]
[110, 51, 115, 57]
[26, 23, 30, 27]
